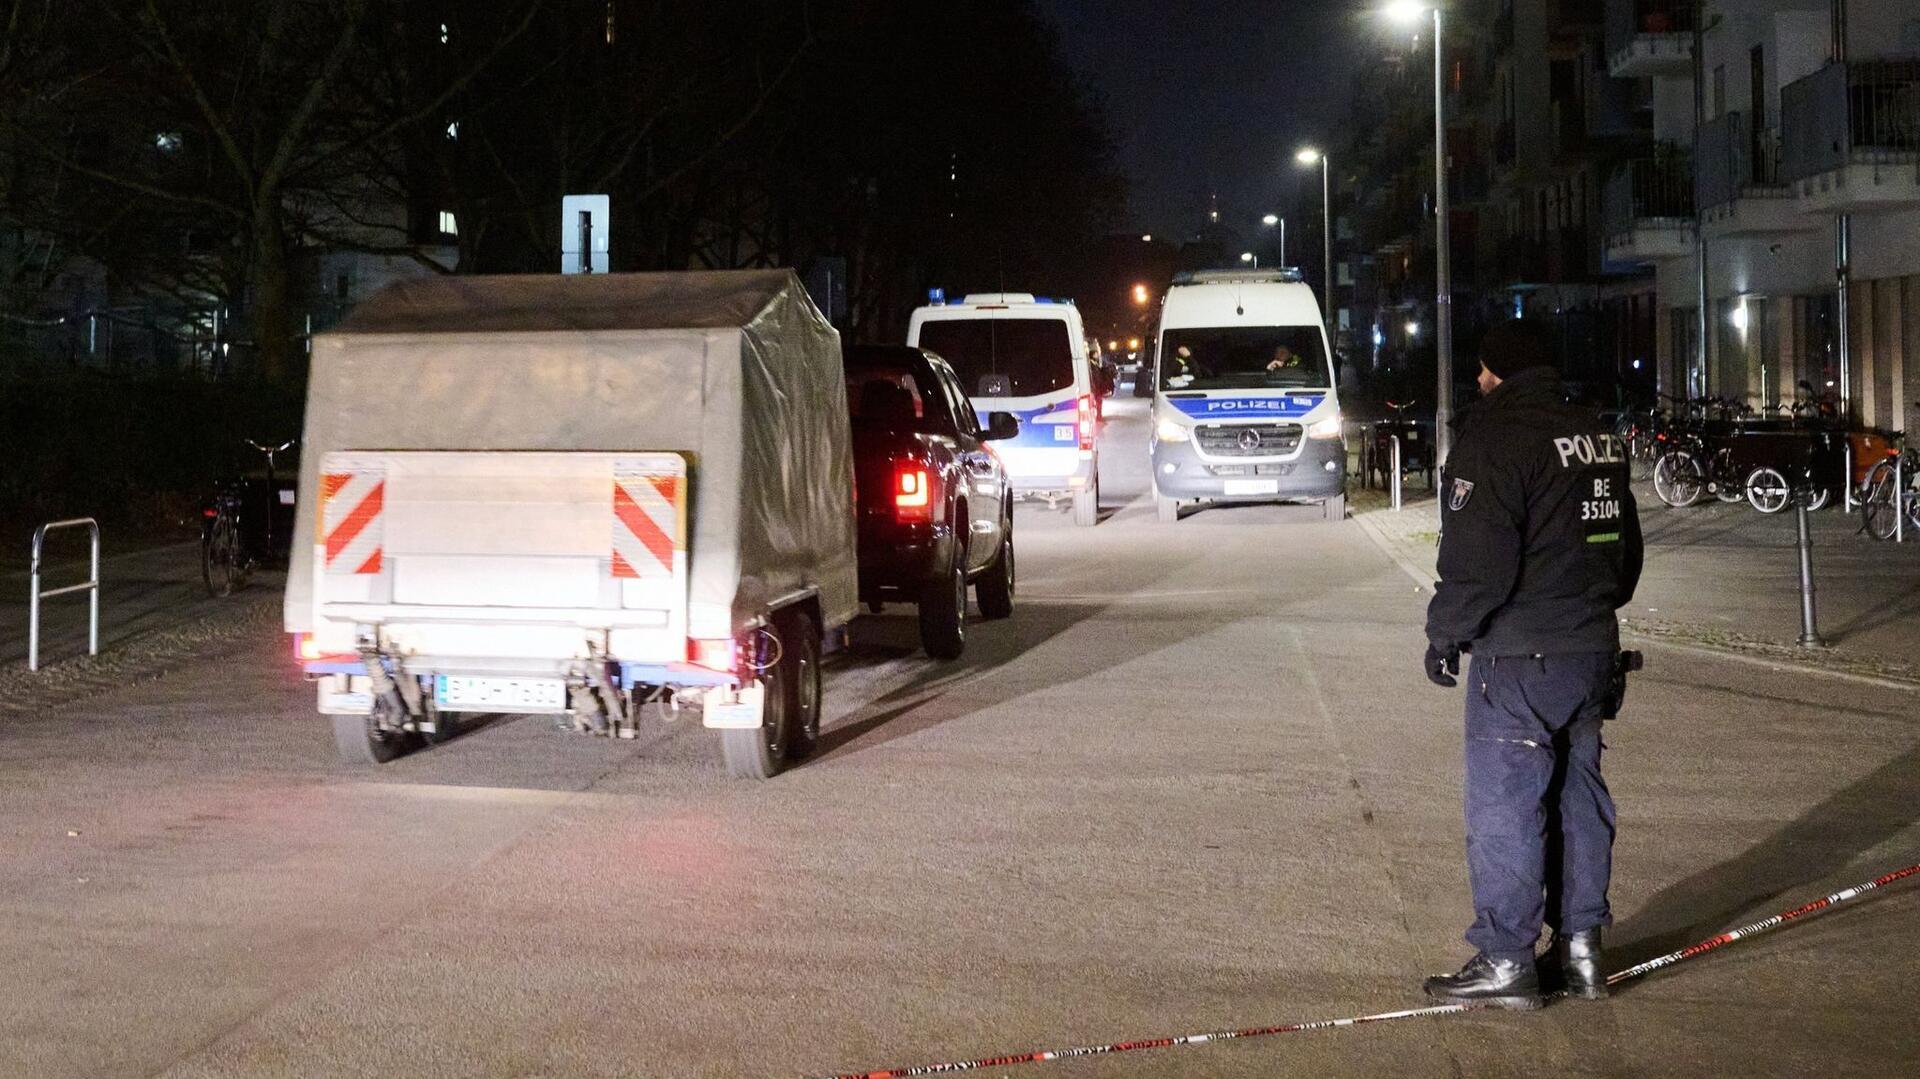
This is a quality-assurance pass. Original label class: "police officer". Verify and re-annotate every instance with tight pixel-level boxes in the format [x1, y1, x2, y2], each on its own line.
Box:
[1421, 319, 1643, 1010]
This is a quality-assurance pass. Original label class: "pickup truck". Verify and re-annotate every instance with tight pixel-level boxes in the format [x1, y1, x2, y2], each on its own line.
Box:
[845, 345, 1017, 658]
[284, 270, 857, 779]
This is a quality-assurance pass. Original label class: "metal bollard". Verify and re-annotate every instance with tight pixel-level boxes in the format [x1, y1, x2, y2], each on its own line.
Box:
[29, 518, 101, 672]
[1843, 441, 1855, 514]
[1794, 491, 1825, 647]
[1390, 435, 1403, 512]
[1898, 452, 1907, 545]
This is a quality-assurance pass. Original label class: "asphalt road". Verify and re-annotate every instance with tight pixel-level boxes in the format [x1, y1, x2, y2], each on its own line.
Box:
[3, 398, 1917, 1078]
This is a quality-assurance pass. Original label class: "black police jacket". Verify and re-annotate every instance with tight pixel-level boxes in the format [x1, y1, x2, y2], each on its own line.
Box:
[1425, 367, 1643, 657]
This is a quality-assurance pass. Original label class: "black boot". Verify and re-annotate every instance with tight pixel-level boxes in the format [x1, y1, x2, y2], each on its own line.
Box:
[1553, 928, 1606, 1000]
[1423, 953, 1544, 1010]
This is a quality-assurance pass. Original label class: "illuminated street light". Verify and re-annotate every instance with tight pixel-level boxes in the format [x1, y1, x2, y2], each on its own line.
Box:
[1377, 0, 1454, 465]
[1240, 251, 1257, 265]
[1141, 233, 1153, 242]
[1132, 283, 1151, 306]
[1263, 213, 1287, 264]
[1406, 320, 1422, 338]
[1295, 145, 1333, 346]
[1128, 337, 1141, 351]
[1262, 213, 1279, 226]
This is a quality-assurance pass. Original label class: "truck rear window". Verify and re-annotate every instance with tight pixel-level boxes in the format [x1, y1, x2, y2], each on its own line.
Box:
[917, 318, 1075, 399]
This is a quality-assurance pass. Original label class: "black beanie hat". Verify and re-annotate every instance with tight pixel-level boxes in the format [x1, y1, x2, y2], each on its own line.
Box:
[1479, 318, 1556, 380]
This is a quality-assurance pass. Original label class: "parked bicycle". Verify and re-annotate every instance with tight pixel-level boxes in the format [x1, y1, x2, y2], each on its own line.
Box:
[201, 438, 299, 597]
[1362, 400, 1434, 491]
[1861, 425, 1919, 541]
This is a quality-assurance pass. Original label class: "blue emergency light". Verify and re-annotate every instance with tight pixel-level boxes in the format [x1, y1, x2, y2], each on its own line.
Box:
[928, 288, 946, 306]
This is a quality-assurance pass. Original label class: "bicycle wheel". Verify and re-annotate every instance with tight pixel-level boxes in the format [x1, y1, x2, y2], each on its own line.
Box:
[201, 510, 248, 596]
[1861, 459, 1900, 540]
[1653, 451, 1705, 508]
[1709, 449, 1744, 503]
[1743, 467, 1791, 514]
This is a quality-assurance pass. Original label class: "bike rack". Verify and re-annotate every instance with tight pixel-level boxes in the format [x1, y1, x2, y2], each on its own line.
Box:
[1898, 452, 1907, 545]
[29, 518, 100, 672]
[1843, 442, 1855, 514]
[1390, 435, 1404, 513]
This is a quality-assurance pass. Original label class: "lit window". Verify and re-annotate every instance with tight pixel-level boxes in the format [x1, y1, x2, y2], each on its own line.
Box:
[154, 132, 181, 152]
[445, 121, 459, 140]
[439, 211, 458, 236]
[605, 1, 616, 44]
[439, 23, 449, 45]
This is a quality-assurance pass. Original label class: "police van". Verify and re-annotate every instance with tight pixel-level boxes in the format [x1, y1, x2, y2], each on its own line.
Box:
[908, 292, 1101, 526]
[1148, 269, 1345, 522]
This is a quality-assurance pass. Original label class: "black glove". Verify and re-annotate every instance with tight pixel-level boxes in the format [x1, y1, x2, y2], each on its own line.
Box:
[1424, 643, 1460, 688]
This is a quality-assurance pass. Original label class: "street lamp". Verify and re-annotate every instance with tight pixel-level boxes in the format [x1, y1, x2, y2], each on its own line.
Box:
[1262, 213, 1287, 265]
[1240, 251, 1258, 267]
[1132, 283, 1150, 306]
[1295, 147, 1333, 347]
[1383, 0, 1455, 465]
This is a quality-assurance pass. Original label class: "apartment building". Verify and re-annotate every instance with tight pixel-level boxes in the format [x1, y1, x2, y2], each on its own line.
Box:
[1603, 0, 1920, 431]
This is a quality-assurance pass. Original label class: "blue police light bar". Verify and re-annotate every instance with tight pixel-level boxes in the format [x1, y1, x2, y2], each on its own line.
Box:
[928, 287, 946, 305]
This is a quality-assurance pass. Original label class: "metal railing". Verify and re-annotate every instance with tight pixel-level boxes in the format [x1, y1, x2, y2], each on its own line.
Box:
[1782, 59, 1920, 182]
[1605, 0, 1697, 58]
[1697, 111, 1786, 208]
[29, 518, 100, 672]
[1603, 153, 1696, 234]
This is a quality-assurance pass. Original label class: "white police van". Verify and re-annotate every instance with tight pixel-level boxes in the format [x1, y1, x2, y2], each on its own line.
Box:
[908, 292, 1101, 526]
[1148, 270, 1345, 522]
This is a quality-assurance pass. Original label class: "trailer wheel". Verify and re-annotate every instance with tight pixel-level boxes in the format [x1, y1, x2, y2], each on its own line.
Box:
[919, 545, 967, 660]
[332, 703, 415, 766]
[783, 613, 823, 761]
[976, 526, 1014, 621]
[1744, 467, 1792, 514]
[722, 631, 791, 779]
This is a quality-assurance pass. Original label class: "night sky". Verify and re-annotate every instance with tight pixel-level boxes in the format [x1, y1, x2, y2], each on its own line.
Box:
[1036, 0, 1379, 239]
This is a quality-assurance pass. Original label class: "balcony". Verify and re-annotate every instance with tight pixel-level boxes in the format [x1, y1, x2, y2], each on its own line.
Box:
[1605, 0, 1694, 79]
[1782, 59, 1920, 214]
[1602, 154, 1695, 264]
[1696, 111, 1817, 238]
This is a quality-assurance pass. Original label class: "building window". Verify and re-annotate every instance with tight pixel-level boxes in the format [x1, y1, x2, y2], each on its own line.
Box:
[439, 211, 458, 237]
[445, 121, 459, 140]
[605, 1, 616, 44]
[439, 22, 450, 45]
[154, 132, 182, 152]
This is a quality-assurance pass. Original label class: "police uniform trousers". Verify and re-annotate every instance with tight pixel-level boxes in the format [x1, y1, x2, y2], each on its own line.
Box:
[1462, 651, 1617, 965]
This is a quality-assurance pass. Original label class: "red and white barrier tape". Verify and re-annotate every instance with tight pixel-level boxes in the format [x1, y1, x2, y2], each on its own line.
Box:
[820, 861, 1920, 1079]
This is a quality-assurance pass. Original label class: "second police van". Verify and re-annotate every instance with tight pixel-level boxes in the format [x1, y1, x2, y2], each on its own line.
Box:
[1148, 269, 1346, 523]
[907, 292, 1101, 526]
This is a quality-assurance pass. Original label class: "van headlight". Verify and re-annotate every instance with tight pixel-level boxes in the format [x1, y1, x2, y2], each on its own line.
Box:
[1155, 416, 1191, 443]
[1307, 413, 1344, 440]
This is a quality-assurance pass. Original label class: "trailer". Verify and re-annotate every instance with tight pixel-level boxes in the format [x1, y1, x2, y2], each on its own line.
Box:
[283, 270, 856, 778]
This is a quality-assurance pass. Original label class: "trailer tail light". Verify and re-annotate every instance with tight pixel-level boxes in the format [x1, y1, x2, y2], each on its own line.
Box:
[294, 633, 322, 661]
[894, 461, 932, 521]
[1078, 395, 1095, 450]
[689, 637, 737, 673]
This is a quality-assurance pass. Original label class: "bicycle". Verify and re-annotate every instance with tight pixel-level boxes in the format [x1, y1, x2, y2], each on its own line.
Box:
[1861, 425, 1919, 541]
[201, 438, 298, 597]
[1364, 400, 1434, 491]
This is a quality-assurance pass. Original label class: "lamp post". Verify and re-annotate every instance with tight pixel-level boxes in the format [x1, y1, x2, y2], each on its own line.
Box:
[1262, 213, 1287, 266]
[1294, 148, 1333, 347]
[1384, 0, 1454, 464]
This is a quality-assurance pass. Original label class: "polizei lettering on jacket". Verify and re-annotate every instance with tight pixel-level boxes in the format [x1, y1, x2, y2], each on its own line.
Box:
[1552, 433, 1627, 469]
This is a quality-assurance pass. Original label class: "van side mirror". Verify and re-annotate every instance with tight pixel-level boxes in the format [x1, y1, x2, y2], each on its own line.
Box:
[983, 413, 1019, 441]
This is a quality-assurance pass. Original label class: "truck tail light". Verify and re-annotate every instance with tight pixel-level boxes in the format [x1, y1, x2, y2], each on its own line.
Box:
[689, 637, 737, 673]
[294, 633, 322, 661]
[1078, 395, 1095, 450]
[894, 461, 932, 521]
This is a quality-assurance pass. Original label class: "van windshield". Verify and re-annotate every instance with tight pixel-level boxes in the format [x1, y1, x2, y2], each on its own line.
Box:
[1159, 326, 1330, 391]
[917, 318, 1075, 399]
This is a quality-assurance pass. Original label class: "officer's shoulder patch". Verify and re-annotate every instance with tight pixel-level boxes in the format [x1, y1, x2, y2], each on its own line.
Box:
[1449, 478, 1475, 512]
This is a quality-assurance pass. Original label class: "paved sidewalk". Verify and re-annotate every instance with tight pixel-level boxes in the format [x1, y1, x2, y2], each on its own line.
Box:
[1352, 484, 1920, 684]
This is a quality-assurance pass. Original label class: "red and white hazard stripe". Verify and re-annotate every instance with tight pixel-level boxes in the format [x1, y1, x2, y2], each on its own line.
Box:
[321, 470, 385, 576]
[611, 471, 682, 580]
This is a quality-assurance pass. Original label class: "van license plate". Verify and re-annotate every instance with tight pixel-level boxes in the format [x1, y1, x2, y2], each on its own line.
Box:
[1225, 480, 1280, 495]
[435, 676, 568, 711]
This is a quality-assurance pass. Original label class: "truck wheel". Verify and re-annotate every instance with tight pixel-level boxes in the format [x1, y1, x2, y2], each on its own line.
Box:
[918, 547, 967, 660]
[332, 704, 414, 766]
[782, 613, 822, 761]
[1072, 476, 1099, 526]
[976, 527, 1015, 620]
[1323, 493, 1347, 522]
[722, 638, 790, 779]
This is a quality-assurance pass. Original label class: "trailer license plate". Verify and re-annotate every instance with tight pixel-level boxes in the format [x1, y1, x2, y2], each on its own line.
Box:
[434, 676, 567, 711]
[1225, 479, 1280, 495]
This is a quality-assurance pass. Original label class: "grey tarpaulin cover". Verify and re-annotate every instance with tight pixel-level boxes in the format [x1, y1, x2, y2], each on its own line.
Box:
[284, 270, 856, 641]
